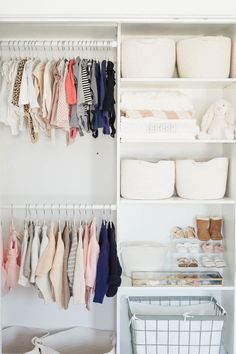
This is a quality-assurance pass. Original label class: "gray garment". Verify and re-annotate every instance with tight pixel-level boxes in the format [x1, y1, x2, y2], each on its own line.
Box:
[90, 61, 98, 109]
[62, 223, 71, 309]
[23, 222, 34, 279]
[67, 224, 78, 289]
[70, 57, 84, 135]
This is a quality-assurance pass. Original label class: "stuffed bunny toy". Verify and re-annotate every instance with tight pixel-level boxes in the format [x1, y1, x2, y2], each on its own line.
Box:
[199, 99, 236, 140]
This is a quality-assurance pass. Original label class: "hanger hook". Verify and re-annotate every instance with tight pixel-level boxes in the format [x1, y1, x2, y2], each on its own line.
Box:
[66, 203, 68, 218]
[35, 203, 38, 219]
[51, 203, 53, 216]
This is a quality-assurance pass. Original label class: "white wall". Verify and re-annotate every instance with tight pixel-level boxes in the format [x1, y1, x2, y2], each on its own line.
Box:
[1, 0, 236, 17]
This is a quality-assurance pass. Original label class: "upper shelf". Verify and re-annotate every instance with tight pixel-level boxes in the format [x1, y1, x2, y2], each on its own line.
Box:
[120, 197, 235, 205]
[120, 78, 236, 89]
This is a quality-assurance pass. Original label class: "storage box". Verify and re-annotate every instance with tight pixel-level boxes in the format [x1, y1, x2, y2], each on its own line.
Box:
[128, 296, 226, 354]
[131, 271, 223, 287]
[122, 38, 176, 78]
[177, 36, 231, 78]
[121, 159, 175, 199]
[120, 117, 199, 141]
[176, 157, 229, 199]
[120, 242, 169, 277]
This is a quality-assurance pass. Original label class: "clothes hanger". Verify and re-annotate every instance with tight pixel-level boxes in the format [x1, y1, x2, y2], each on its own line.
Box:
[35, 203, 39, 225]
[43, 203, 46, 226]
[73, 203, 76, 228]
[58, 204, 61, 231]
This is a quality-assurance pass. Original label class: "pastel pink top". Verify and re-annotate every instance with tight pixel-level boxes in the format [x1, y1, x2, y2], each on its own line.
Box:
[85, 218, 100, 289]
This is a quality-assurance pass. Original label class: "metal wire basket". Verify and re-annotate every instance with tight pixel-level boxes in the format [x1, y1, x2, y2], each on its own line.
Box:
[128, 296, 226, 354]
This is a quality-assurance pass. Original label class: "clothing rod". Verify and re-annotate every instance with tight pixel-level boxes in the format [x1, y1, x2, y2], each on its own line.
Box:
[0, 40, 117, 48]
[0, 204, 117, 210]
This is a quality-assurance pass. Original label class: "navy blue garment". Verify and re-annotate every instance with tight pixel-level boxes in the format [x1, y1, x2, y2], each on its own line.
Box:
[103, 61, 116, 138]
[93, 221, 110, 304]
[106, 222, 122, 297]
[92, 60, 110, 138]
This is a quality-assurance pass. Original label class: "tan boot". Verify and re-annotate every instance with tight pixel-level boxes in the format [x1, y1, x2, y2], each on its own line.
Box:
[196, 217, 211, 241]
[210, 217, 223, 240]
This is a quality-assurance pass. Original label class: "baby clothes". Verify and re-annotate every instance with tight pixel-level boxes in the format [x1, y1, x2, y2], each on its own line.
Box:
[106, 222, 122, 297]
[36, 221, 55, 276]
[30, 223, 41, 284]
[18, 222, 30, 287]
[94, 221, 110, 304]
[83, 223, 89, 274]
[35, 224, 54, 304]
[67, 223, 78, 289]
[50, 226, 65, 309]
[73, 222, 85, 304]
[0, 222, 7, 293]
[85, 218, 100, 309]
[23, 222, 34, 280]
[4, 222, 21, 291]
[61, 223, 71, 309]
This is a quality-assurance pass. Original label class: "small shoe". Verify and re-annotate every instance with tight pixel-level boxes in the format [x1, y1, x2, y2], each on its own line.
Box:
[184, 226, 196, 239]
[214, 257, 226, 268]
[201, 242, 213, 253]
[176, 243, 187, 253]
[188, 244, 199, 254]
[177, 257, 189, 267]
[188, 258, 198, 267]
[172, 227, 185, 239]
[201, 256, 215, 268]
[210, 217, 223, 240]
[214, 243, 224, 254]
[196, 217, 211, 241]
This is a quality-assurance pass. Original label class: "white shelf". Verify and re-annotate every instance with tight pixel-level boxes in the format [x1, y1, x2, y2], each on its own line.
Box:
[120, 138, 236, 144]
[119, 285, 235, 293]
[120, 77, 236, 88]
[120, 197, 235, 205]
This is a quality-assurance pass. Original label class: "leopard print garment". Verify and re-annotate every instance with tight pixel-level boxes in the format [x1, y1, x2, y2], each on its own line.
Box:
[12, 59, 27, 106]
[24, 104, 38, 143]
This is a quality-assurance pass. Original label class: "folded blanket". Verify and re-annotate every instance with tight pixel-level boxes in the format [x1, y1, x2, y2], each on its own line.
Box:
[122, 109, 193, 119]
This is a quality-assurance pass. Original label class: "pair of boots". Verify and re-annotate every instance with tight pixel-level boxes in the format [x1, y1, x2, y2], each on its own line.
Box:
[196, 217, 223, 241]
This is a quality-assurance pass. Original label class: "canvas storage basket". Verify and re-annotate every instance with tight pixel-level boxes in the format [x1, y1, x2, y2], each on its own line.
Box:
[2, 326, 115, 354]
[121, 159, 175, 199]
[121, 38, 176, 78]
[176, 157, 229, 199]
[177, 36, 231, 78]
[128, 296, 226, 354]
[120, 117, 199, 141]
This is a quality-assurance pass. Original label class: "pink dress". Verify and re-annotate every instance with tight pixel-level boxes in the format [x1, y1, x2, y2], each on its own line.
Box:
[1, 222, 7, 293]
[4, 222, 21, 290]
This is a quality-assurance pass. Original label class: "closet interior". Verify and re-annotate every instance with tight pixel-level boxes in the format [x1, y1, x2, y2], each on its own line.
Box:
[1, 18, 236, 354]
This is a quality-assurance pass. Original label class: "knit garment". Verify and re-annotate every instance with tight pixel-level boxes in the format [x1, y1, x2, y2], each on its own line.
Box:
[30, 223, 41, 284]
[93, 221, 110, 304]
[50, 227, 65, 309]
[35, 224, 54, 304]
[73, 223, 85, 304]
[67, 223, 77, 289]
[61, 223, 71, 309]
[36, 221, 55, 276]
[106, 222, 122, 297]
[23, 222, 34, 279]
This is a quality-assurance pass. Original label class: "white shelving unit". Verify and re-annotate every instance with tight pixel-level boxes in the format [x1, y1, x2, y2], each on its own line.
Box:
[0, 16, 236, 354]
[117, 19, 236, 354]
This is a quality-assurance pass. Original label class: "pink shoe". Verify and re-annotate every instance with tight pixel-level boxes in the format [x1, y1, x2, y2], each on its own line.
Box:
[214, 243, 224, 253]
[201, 242, 213, 253]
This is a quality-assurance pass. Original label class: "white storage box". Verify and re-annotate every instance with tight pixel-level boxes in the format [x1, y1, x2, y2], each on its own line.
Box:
[121, 159, 175, 199]
[122, 38, 176, 78]
[176, 157, 229, 199]
[120, 242, 169, 277]
[177, 36, 231, 78]
[120, 117, 199, 141]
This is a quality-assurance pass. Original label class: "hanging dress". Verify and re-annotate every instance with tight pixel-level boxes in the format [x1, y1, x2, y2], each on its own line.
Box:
[73, 222, 85, 304]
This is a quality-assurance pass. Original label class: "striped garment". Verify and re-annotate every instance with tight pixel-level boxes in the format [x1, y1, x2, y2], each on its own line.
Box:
[81, 59, 92, 105]
[67, 224, 78, 288]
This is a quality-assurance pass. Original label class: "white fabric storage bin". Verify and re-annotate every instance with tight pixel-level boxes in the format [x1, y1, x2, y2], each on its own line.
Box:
[120, 117, 199, 141]
[121, 159, 175, 199]
[120, 242, 169, 277]
[121, 38, 176, 78]
[177, 36, 231, 78]
[2, 326, 115, 354]
[176, 157, 229, 199]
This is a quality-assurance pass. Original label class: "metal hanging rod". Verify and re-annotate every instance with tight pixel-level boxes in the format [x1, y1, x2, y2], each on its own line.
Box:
[0, 40, 117, 48]
[0, 203, 117, 211]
